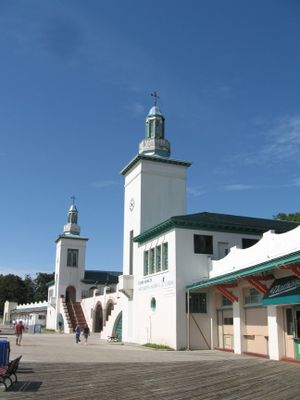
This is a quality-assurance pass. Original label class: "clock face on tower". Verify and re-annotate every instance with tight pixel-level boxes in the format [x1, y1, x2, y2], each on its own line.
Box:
[129, 198, 135, 212]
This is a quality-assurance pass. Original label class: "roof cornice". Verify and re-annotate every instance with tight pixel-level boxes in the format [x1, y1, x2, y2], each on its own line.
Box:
[55, 234, 89, 243]
[120, 154, 191, 176]
[133, 213, 299, 244]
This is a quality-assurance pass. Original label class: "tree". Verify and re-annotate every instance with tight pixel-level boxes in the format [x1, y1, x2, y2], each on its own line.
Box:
[23, 275, 35, 302]
[273, 213, 300, 222]
[32, 272, 54, 302]
[0, 274, 28, 315]
[0, 272, 54, 315]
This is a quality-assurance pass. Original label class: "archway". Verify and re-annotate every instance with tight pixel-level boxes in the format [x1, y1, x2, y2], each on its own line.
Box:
[65, 286, 76, 303]
[94, 302, 103, 333]
[106, 301, 114, 322]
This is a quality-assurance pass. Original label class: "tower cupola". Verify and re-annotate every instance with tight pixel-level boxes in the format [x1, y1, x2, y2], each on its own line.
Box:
[63, 198, 80, 235]
[139, 92, 171, 158]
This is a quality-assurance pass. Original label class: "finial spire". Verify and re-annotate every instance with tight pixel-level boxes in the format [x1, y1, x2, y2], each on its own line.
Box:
[63, 198, 80, 235]
[138, 94, 170, 158]
[151, 91, 159, 106]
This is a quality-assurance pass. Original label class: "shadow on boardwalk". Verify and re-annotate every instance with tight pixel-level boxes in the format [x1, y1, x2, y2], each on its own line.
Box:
[3, 359, 300, 400]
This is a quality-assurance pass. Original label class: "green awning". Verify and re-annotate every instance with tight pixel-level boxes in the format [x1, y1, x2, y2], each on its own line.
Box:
[262, 276, 300, 305]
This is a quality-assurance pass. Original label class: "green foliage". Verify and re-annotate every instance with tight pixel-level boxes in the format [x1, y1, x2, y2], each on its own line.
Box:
[273, 213, 300, 222]
[143, 343, 173, 350]
[32, 272, 54, 302]
[0, 272, 54, 312]
[0, 274, 28, 313]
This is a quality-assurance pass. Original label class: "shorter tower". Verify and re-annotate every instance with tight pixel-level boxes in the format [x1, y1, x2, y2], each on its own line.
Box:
[54, 201, 88, 305]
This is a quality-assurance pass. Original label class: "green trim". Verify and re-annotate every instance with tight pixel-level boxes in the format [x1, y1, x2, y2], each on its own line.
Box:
[243, 304, 265, 309]
[134, 212, 298, 244]
[186, 250, 300, 290]
[120, 154, 191, 176]
[46, 280, 55, 287]
[262, 294, 300, 305]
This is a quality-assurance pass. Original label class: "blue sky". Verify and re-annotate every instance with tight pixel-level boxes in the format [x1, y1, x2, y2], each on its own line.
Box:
[1, 0, 300, 277]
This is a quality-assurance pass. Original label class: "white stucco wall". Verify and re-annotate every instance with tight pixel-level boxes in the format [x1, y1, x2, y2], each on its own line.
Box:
[210, 226, 300, 278]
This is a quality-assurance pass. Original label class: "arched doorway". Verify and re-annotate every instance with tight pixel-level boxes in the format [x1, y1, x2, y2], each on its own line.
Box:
[106, 301, 114, 322]
[94, 302, 103, 333]
[66, 286, 76, 303]
[113, 312, 122, 341]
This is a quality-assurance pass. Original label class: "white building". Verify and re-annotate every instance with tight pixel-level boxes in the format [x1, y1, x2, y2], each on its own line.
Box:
[46, 203, 121, 333]
[117, 102, 299, 354]
[42, 99, 300, 362]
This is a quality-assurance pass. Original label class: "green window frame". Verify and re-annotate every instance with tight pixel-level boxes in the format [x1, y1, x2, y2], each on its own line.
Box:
[149, 248, 155, 274]
[156, 245, 161, 272]
[144, 250, 149, 276]
[222, 295, 232, 307]
[244, 288, 262, 305]
[162, 243, 168, 271]
[186, 293, 207, 313]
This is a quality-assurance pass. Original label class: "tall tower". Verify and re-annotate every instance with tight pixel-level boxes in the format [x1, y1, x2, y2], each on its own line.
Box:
[119, 93, 191, 342]
[121, 98, 191, 273]
[120, 97, 191, 341]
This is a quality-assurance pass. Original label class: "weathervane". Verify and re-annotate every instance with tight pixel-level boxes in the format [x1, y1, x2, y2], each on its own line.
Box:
[71, 195, 76, 205]
[151, 91, 159, 106]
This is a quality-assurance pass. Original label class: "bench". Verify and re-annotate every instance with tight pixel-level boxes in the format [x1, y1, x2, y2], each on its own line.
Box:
[107, 334, 119, 342]
[0, 355, 22, 391]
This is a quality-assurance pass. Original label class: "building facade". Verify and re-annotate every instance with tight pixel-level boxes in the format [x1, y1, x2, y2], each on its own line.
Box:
[117, 101, 299, 354]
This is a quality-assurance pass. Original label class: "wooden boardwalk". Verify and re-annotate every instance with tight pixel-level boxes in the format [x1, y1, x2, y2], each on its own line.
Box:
[3, 358, 300, 400]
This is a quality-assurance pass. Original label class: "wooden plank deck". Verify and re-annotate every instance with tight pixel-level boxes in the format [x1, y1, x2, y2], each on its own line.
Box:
[3, 358, 300, 400]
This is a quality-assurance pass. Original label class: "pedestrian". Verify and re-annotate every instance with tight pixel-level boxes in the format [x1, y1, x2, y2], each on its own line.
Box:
[75, 324, 81, 344]
[58, 321, 63, 333]
[82, 324, 90, 345]
[15, 320, 25, 346]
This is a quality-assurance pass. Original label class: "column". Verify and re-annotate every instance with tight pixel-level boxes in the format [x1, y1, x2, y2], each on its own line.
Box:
[233, 288, 245, 354]
[267, 305, 284, 360]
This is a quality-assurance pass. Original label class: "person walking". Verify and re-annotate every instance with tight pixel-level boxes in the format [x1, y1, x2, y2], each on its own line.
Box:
[15, 320, 25, 346]
[75, 324, 81, 344]
[82, 324, 90, 345]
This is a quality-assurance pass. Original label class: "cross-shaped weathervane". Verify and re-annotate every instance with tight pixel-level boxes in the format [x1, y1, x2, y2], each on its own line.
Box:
[71, 195, 76, 205]
[151, 91, 159, 106]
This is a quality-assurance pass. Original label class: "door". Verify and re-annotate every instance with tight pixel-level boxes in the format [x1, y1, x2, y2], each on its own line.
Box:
[113, 312, 122, 341]
[244, 307, 268, 356]
[294, 307, 300, 359]
[217, 310, 233, 350]
[66, 286, 76, 303]
[284, 307, 294, 359]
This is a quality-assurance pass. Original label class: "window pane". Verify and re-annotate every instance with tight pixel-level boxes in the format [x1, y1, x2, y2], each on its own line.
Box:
[149, 249, 155, 274]
[186, 293, 207, 313]
[67, 249, 78, 267]
[144, 251, 149, 276]
[242, 238, 259, 249]
[162, 243, 168, 270]
[286, 308, 293, 336]
[222, 296, 232, 307]
[156, 245, 161, 272]
[194, 235, 213, 254]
